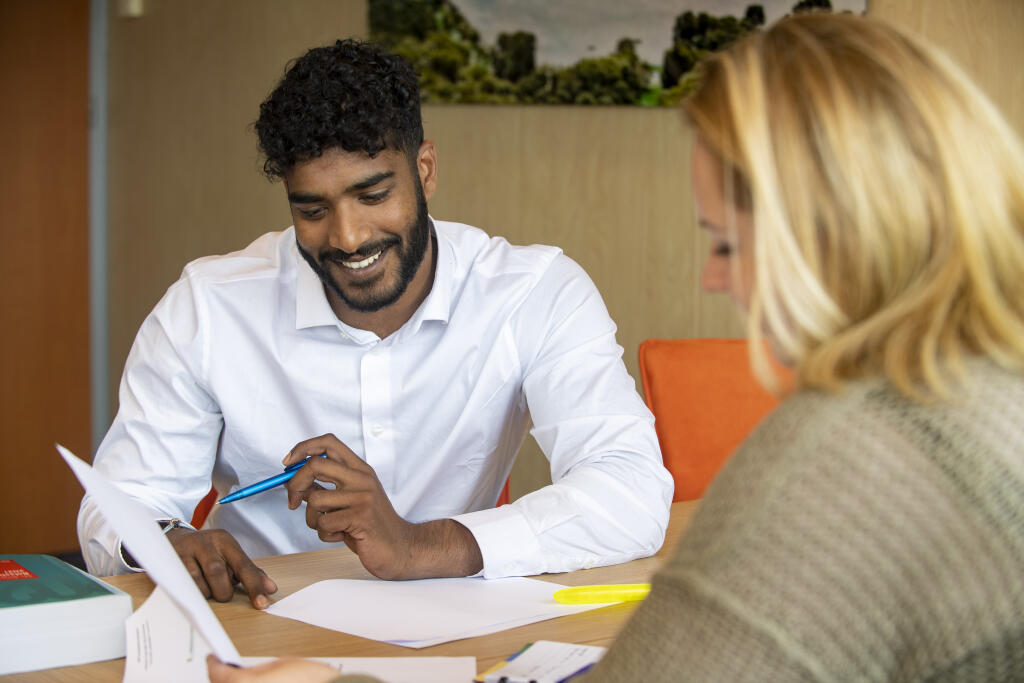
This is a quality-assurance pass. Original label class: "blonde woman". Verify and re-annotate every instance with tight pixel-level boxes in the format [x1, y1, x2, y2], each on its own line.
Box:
[210, 12, 1024, 683]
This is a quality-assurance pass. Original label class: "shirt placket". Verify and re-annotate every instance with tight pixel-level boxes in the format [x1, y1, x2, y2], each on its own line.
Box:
[360, 344, 396, 494]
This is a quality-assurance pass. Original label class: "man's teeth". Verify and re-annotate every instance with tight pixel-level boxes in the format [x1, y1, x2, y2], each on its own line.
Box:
[341, 250, 383, 270]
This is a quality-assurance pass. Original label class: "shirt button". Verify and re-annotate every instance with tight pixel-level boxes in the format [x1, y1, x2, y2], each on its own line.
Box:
[371, 424, 384, 437]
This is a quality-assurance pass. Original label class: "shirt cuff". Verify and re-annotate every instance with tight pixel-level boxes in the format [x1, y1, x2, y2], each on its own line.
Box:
[452, 505, 543, 578]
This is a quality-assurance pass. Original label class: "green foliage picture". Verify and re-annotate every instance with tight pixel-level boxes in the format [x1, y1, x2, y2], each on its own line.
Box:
[369, 0, 865, 105]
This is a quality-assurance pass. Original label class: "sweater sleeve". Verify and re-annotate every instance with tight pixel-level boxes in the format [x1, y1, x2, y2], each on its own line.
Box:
[576, 393, 834, 683]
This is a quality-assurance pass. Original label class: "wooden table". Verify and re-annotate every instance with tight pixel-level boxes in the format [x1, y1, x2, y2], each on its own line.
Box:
[11, 502, 697, 682]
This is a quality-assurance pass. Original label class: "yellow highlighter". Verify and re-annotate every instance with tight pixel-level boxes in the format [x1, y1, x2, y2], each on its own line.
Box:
[552, 583, 651, 604]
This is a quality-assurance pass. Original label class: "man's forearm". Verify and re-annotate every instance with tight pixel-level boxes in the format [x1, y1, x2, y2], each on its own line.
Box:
[404, 519, 484, 578]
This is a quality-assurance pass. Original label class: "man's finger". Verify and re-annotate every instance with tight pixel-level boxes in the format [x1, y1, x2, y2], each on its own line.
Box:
[182, 555, 212, 599]
[287, 477, 325, 510]
[210, 533, 271, 607]
[283, 433, 345, 467]
[191, 537, 237, 602]
[218, 537, 275, 609]
[305, 496, 326, 531]
[314, 507, 357, 543]
[284, 433, 365, 470]
[289, 457, 352, 490]
[233, 560, 273, 610]
[261, 572, 278, 596]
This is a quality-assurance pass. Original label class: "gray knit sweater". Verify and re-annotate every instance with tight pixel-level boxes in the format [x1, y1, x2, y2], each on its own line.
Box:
[584, 359, 1024, 682]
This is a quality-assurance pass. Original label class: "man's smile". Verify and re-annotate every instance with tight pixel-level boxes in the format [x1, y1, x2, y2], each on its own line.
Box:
[340, 249, 384, 270]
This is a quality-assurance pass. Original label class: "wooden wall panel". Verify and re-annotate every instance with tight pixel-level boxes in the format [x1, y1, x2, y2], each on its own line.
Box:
[423, 107, 743, 497]
[107, 0, 368, 415]
[430, 1, 1024, 498]
[870, 0, 1024, 137]
[104, 0, 1023, 502]
[0, 1, 90, 553]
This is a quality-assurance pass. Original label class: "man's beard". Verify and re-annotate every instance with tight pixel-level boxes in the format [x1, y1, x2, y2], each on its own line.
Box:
[298, 186, 430, 314]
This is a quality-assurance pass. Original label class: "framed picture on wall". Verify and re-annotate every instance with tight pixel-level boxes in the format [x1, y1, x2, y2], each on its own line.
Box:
[369, 0, 867, 105]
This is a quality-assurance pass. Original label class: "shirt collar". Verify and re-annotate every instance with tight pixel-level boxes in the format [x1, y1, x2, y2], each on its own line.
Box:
[292, 218, 454, 333]
[294, 240, 339, 330]
[413, 220, 454, 326]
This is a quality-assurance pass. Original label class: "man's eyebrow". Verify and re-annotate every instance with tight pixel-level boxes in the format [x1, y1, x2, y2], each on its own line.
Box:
[349, 171, 394, 191]
[287, 191, 323, 204]
[287, 171, 396, 204]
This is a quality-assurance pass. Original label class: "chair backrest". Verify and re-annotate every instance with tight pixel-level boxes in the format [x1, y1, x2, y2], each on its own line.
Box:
[497, 479, 510, 506]
[191, 486, 218, 528]
[639, 338, 781, 501]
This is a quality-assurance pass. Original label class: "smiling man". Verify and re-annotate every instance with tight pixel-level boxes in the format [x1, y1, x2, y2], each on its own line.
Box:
[78, 39, 673, 608]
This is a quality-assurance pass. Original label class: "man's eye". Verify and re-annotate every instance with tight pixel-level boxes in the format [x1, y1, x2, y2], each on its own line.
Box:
[361, 189, 390, 204]
[298, 207, 326, 219]
[713, 243, 733, 257]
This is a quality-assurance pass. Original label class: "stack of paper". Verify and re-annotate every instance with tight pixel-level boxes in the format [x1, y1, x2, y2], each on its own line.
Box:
[267, 576, 618, 647]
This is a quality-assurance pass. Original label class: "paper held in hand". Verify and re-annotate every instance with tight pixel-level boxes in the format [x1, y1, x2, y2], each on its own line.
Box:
[57, 444, 241, 666]
[56, 444, 475, 682]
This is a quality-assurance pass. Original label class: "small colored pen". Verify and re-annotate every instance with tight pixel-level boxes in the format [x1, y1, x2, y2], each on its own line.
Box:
[552, 583, 651, 604]
[217, 454, 327, 504]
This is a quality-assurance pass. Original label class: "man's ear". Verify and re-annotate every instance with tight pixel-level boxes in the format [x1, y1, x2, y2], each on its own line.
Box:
[415, 140, 438, 201]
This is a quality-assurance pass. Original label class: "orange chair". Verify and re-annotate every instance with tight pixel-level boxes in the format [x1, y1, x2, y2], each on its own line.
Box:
[639, 338, 782, 501]
[497, 479, 510, 506]
[191, 486, 218, 528]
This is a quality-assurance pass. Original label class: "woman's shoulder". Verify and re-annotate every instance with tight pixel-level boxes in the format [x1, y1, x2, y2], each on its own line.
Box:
[681, 359, 1024, 568]
[731, 358, 1024, 484]
[661, 360, 1024, 679]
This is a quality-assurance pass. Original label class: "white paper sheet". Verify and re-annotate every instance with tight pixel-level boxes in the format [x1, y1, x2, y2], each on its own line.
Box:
[266, 576, 618, 648]
[124, 585, 216, 682]
[56, 445, 241, 664]
[125, 589, 475, 682]
[482, 640, 605, 683]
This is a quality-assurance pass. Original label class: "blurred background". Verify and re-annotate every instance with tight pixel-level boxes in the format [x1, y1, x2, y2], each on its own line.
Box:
[2, 0, 1021, 557]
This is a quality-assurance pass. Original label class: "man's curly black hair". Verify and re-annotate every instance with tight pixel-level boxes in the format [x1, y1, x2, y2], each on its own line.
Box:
[255, 39, 423, 179]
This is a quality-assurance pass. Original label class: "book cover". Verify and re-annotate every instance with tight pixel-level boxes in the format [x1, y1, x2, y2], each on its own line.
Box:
[0, 554, 133, 674]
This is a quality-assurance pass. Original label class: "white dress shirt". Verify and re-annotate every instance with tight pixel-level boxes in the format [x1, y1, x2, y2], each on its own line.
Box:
[79, 220, 673, 578]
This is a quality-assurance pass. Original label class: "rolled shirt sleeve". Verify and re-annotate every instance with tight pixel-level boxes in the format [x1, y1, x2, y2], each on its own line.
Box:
[79, 273, 222, 575]
[454, 255, 673, 577]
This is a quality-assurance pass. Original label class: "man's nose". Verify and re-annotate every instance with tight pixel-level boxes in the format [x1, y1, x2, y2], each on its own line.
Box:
[328, 209, 372, 255]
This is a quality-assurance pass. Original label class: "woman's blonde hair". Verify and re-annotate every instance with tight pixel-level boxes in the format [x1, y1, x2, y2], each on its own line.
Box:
[684, 12, 1024, 400]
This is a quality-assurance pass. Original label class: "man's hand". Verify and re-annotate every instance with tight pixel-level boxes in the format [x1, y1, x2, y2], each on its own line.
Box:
[166, 527, 278, 609]
[207, 655, 340, 683]
[284, 434, 484, 580]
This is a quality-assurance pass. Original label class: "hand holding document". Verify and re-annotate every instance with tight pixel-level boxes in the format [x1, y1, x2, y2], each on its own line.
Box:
[57, 444, 241, 666]
[57, 445, 475, 682]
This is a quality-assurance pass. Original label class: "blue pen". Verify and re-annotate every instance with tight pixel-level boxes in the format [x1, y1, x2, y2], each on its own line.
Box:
[217, 454, 327, 504]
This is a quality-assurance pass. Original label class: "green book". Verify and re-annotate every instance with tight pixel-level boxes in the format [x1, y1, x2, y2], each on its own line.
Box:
[0, 554, 133, 674]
